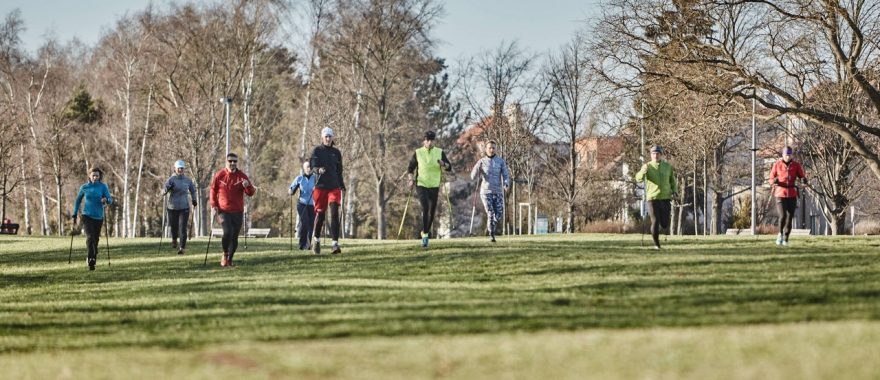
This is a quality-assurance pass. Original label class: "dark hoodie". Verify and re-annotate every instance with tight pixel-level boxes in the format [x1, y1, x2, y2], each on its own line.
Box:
[309, 144, 345, 190]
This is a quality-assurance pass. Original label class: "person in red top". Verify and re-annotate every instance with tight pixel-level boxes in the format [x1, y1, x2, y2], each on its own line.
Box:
[210, 152, 256, 266]
[768, 146, 807, 246]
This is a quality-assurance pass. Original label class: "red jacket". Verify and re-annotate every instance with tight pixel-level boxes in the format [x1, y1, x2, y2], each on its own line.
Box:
[210, 168, 256, 213]
[768, 159, 805, 198]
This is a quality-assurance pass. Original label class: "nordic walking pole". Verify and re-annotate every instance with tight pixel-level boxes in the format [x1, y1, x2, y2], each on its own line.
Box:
[104, 203, 111, 267]
[397, 186, 412, 239]
[290, 195, 294, 252]
[445, 182, 454, 234]
[204, 210, 214, 266]
[157, 191, 169, 255]
[469, 177, 481, 236]
[68, 219, 76, 264]
[340, 190, 345, 240]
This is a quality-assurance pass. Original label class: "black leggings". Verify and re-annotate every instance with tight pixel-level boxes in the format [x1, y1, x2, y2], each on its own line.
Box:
[647, 200, 671, 247]
[221, 212, 244, 258]
[417, 186, 440, 237]
[82, 215, 104, 260]
[776, 197, 797, 239]
[314, 203, 340, 240]
[168, 208, 190, 248]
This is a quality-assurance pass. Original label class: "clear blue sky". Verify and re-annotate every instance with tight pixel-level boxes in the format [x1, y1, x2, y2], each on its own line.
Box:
[4, 0, 600, 60]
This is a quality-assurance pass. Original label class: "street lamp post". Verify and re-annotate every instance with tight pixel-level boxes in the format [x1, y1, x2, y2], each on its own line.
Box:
[221, 97, 233, 156]
[750, 90, 757, 235]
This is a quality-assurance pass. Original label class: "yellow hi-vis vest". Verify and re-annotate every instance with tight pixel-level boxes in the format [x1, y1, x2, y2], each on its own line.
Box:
[415, 147, 443, 188]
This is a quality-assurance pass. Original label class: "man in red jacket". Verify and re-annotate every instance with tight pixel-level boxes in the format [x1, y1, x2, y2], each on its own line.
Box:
[210, 152, 256, 266]
[768, 146, 806, 246]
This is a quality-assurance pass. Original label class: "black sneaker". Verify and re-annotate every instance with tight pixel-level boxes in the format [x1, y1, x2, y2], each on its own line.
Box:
[171, 239, 178, 249]
[88, 258, 96, 271]
[313, 240, 321, 255]
[178, 248, 185, 255]
[490, 235, 496, 243]
[331, 244, 341, 254]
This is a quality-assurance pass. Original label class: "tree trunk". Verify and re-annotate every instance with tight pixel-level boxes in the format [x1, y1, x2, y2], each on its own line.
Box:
[375, 178, 386, 239]
[19, 144, 30, 234]
[345, 175, 358, 238]
[132, 86, 153, 237]
[713, 190, 724, 235]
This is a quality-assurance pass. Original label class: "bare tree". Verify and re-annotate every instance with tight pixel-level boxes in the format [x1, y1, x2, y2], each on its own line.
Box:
[319, 0, 443, 239]
[541, 34, 602, 232]
[594, 0, 880, 186]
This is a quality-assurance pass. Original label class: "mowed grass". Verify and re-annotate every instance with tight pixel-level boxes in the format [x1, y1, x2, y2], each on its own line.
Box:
[2, 233, 880, 379]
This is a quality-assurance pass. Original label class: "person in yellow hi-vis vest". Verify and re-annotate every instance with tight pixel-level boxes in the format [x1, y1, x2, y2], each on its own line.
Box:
[407, 131, 453, 248]
[635, 145, 677, 250]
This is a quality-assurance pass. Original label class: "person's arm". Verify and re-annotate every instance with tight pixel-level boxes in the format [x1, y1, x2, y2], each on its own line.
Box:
[635, 163, 648, 182]
[336, 150, 345, 191]
[769, 162, 779, 185]
[501, 159, 511, 189]
[188, 179, 197, 206]
[163, 177, 174, 194]
[72, 187, 84, 220]
[407, 152, 418, 175]
[289, 176, 301, 196]
[309, 147, 322, 173]
[209, 171, 220, 209]
[470, 159, 481, 181]
[103, 183, 113, 205]
[242, 173, 256, 196]
[407, 152, 418, 187]
[440, 151, 452, 172]
[669, 165, 677, 195]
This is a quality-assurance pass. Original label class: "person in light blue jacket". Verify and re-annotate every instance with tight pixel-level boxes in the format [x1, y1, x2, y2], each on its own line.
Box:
[289, 161, 316, 250]
[163, 160, 198, 254]
[72, 167, 114, 270]
[470, 140, 510, 242]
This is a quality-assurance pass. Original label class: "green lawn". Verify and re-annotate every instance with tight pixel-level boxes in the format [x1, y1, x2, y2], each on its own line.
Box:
[1, 234, 879, 379]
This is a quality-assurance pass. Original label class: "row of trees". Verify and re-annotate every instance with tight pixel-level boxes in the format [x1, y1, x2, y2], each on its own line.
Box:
[4, 0, 878, 238]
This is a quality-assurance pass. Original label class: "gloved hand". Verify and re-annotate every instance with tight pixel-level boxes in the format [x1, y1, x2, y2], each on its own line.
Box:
[192, 200, 197, 207]
[72, 215, 77, 225]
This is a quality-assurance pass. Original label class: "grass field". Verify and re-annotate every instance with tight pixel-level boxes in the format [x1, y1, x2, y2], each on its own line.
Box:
[1, 233, 879, 379]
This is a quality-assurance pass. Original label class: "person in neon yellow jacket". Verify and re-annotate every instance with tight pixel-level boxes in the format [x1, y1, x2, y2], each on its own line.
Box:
[635, 145, 677, 249]
[407, 130, 453, 248]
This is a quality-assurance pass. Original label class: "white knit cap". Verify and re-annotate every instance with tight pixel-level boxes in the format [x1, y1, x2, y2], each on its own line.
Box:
[321, 127, 334, 137]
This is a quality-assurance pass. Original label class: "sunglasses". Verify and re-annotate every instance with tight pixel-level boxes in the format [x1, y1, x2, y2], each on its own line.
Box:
[227, 160, 238, 163]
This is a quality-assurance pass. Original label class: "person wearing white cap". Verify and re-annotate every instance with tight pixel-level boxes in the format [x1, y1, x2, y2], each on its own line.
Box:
[163, 159, 198, 254]
[635, 145, 677, 250]
[768, 146, 806, 246]
[309, 127, 345, 254]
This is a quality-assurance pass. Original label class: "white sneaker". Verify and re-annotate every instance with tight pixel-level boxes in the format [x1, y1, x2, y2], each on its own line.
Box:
[782, 240, 788, 246]
[775, 235, 783, 245]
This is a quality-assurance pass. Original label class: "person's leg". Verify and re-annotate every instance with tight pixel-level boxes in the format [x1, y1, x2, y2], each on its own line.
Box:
[417, 186, 430, 236]
[168, 209, 181, 247]
[329, 202, 340, 240]
[491, 194, 504, 237]
[658, 200, 671, 231]
[221, 212, 232, 258]
[178, 209, 190, 250]
[304, 205, 315, 248]
[226, 213, 244, 261]
[82, 216, 101, 265]
[775, 198, 785, 244]
[313, 189, 328, 240]
[647, 200, 661, 248]
[480, 193, 493, 237]
[425, 187, 440, 237]
[782, 198, 797, 242]
[297, 203, 308, 249]
[328, 189, 342, 253]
